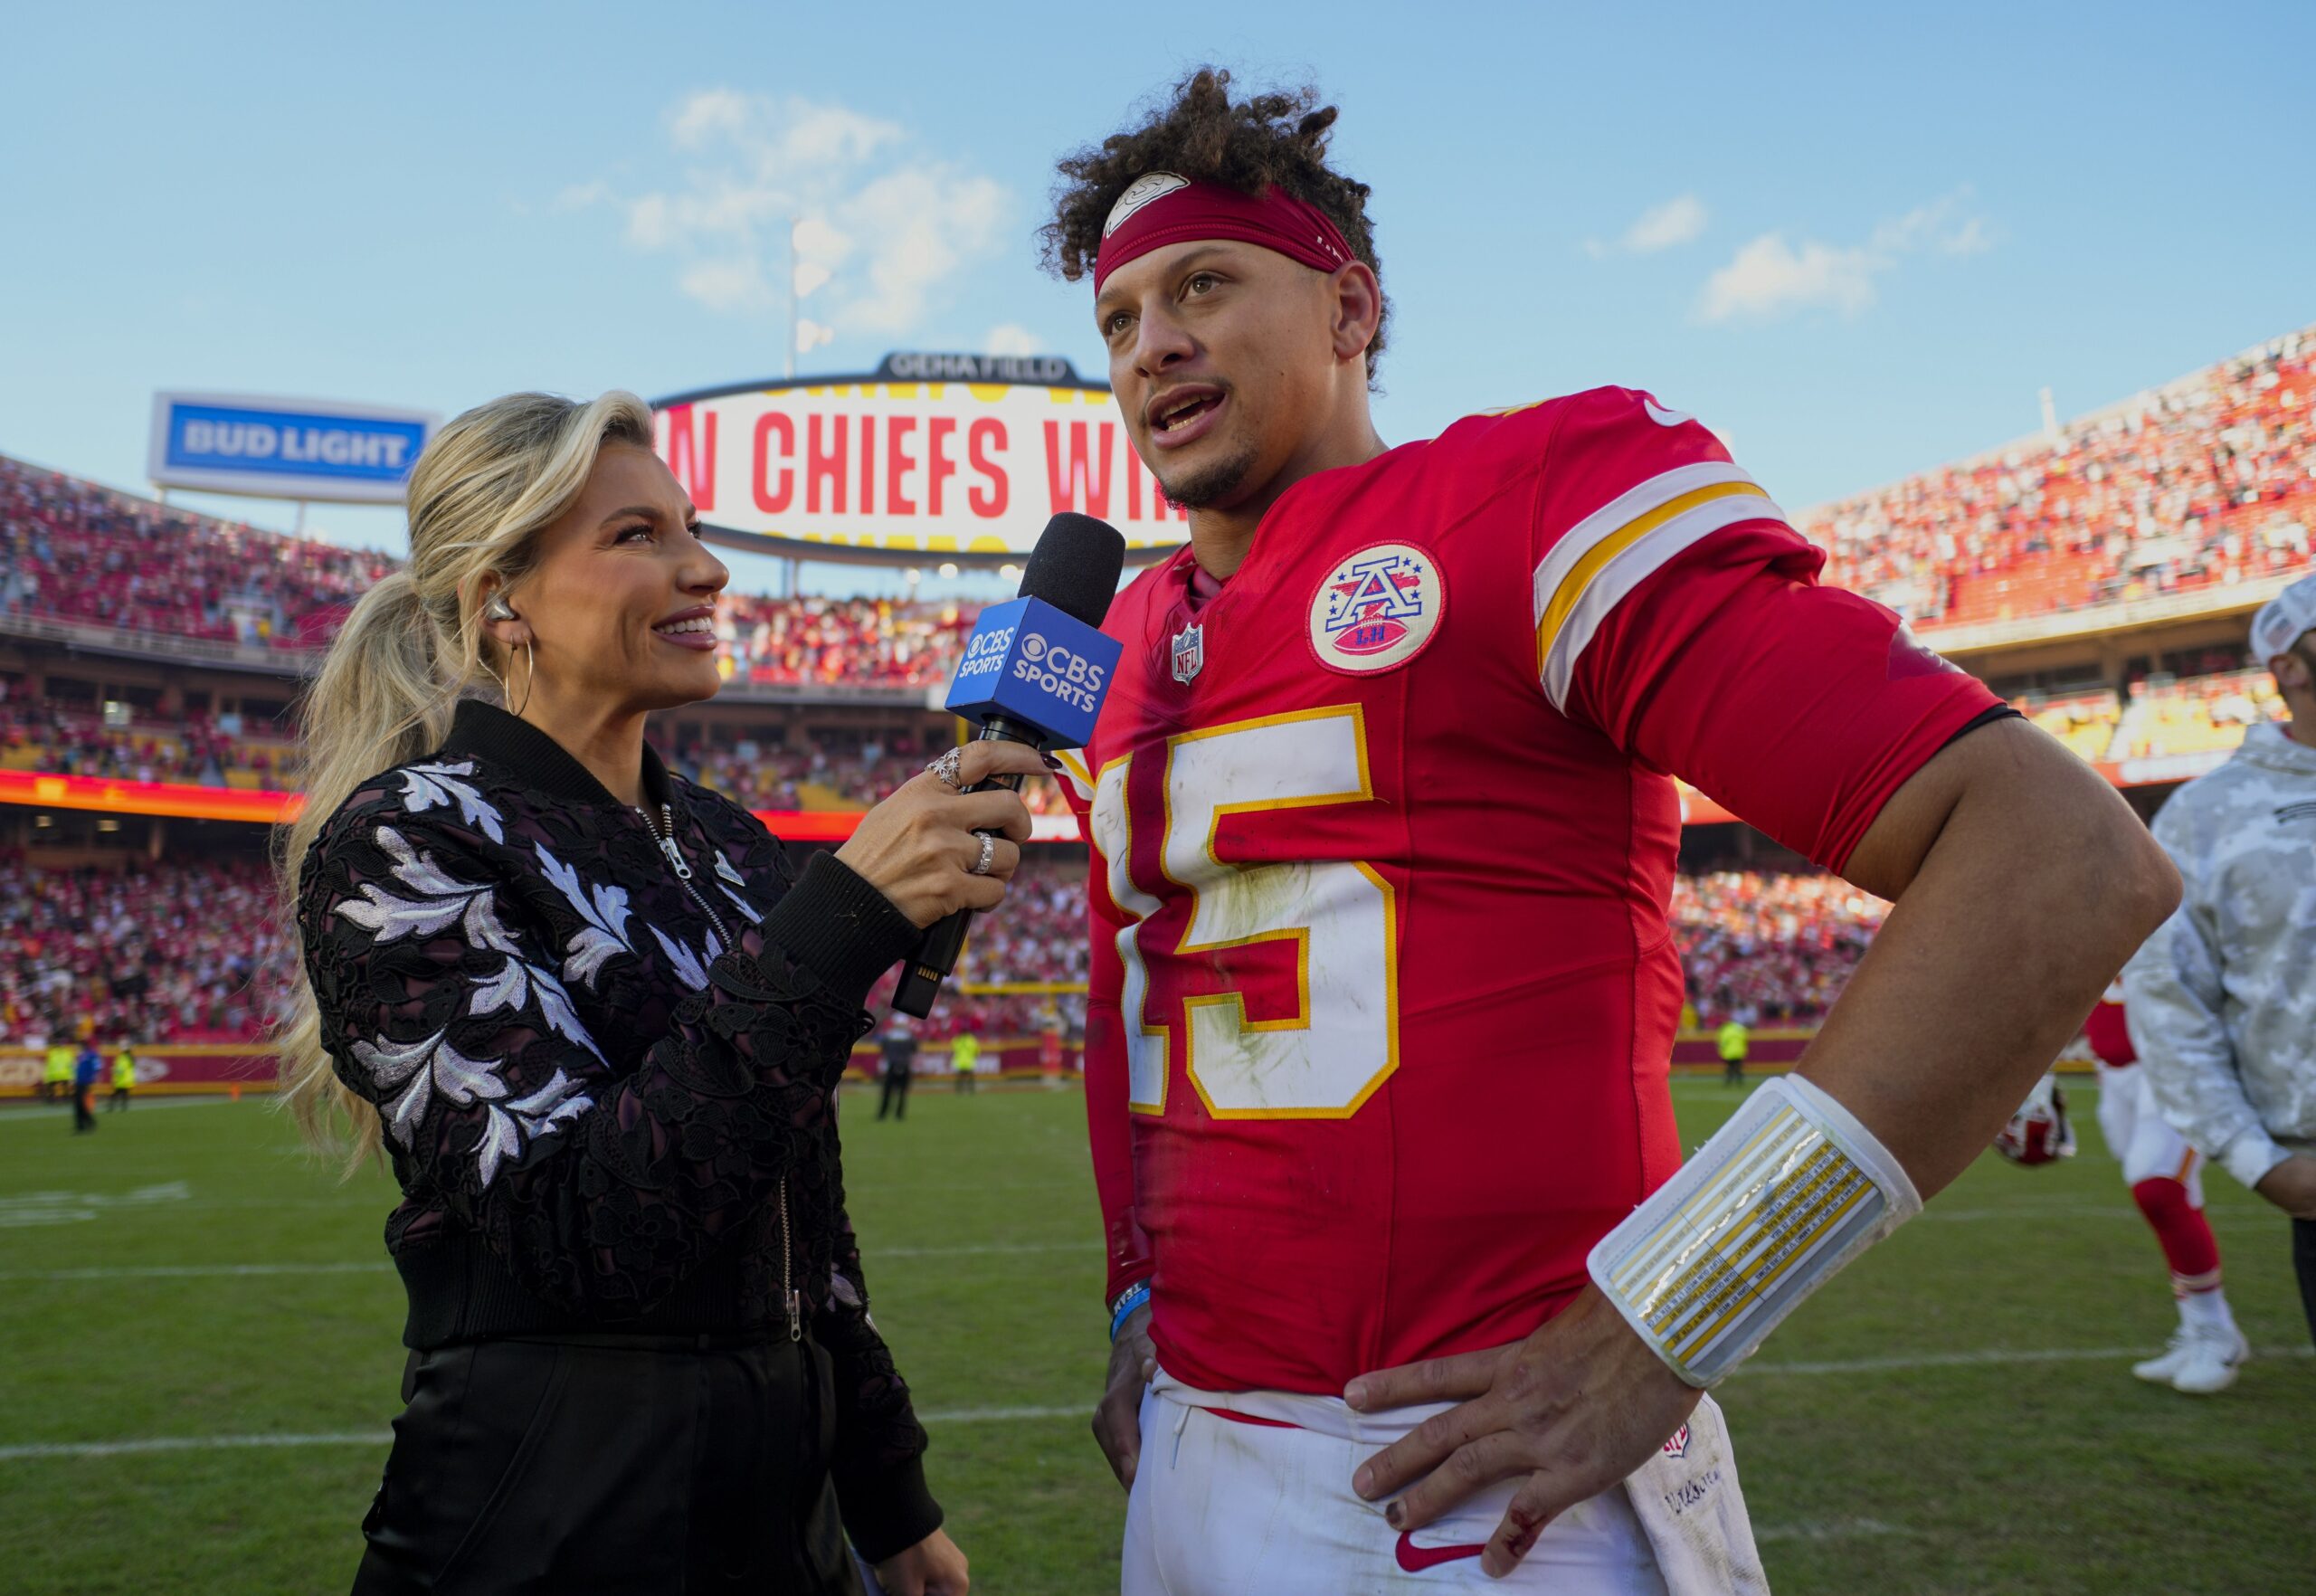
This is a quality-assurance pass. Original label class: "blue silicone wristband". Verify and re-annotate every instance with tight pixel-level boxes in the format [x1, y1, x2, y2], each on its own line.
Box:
[1108, 1282, 1151, 1342]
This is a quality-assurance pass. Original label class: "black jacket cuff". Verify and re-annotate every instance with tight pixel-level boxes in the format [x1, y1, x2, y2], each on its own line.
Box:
[757, 852, 920, 1011]
[833, 1450, 944, 1566]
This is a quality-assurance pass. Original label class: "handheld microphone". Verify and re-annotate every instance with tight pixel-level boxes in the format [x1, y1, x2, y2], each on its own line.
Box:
[890, 513, 1126, 1018]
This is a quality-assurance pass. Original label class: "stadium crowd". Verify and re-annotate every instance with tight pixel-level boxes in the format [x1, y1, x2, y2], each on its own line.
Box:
[1807, 325, 2315, 630]
[0, 855, 286, 1045]
[0, 694, 296, 788]
[5, 329, 2310, 673]
[2, 664, 2287, 809]
[1673, 869, 1888, 1027]
[1, 452, 391, 648]
[0, 851, 1883, 1053]
[2, 449, 981, 685]
[716, 593, 972, 688]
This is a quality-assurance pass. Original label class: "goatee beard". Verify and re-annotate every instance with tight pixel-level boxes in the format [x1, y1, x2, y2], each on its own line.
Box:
[1157, 440, 1260, 508]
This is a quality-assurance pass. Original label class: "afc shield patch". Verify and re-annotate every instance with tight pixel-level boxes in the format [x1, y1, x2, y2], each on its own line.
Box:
[1171, 622, 1206, 685]
[1308, 542, 1445, 676]
[1662, 1423, 1692, 1458]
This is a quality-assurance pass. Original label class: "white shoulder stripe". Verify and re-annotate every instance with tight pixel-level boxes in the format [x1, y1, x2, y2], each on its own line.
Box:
[1531, 461, 1760, 628]
[1539, 492, 1789, 711]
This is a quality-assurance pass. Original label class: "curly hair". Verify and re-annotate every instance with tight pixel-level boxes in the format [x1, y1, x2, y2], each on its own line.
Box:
[1041, 68, 1388, 380]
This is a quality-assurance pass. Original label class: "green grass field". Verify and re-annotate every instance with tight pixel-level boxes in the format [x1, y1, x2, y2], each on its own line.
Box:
[2, 1080, 2309, 1594]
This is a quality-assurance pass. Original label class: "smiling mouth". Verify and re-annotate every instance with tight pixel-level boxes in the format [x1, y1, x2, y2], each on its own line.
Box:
[1152, 391, 1222, 434]
[651, 616, 715, 640]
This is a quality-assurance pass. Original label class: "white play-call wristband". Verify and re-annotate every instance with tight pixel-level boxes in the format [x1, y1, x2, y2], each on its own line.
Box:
[1588, 1074, 1922, 1388]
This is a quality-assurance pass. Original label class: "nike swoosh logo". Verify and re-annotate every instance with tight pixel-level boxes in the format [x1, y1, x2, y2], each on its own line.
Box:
[1395, 1530, 1487, 1572]
[1644, 399, 1694, 428]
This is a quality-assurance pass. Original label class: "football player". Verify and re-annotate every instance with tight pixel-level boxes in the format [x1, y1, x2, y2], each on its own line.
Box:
[2084, 983, 2245, 1392]
[1044, 70, 2180, 1592]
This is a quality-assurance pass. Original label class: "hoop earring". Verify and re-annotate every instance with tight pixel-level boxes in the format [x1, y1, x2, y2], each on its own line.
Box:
[491, 641, 536, 717]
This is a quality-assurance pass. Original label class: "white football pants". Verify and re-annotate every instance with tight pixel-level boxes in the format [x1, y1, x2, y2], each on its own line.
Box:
[1121, 1370, 1767, 1594]
[2095, 1063, 2204, 1199]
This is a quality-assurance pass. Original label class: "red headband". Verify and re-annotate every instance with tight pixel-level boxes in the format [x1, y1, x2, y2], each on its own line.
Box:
[1092, 173, 1353, 295]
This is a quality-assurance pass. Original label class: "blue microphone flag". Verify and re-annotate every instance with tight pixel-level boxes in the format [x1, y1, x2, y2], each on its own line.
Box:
[944, 594, 1123, 749]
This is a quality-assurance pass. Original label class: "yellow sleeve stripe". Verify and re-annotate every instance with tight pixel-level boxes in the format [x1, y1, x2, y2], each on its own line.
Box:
[1533, 476, 1780, 711]
[1051, 747, 1096, 803]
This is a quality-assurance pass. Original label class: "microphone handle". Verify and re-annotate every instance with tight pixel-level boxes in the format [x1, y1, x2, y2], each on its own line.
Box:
[889, 715, 1040, 1019]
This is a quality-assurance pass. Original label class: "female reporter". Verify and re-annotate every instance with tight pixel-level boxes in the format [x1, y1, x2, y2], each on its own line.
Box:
[275, 391, 1020, 1595]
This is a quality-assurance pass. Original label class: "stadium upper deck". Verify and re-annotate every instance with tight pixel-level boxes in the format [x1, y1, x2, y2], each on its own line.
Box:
[2, 321, 2310, 822]
[1804, 322, 2312, 642]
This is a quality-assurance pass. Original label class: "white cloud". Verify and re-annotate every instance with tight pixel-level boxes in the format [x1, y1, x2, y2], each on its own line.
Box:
[1697, 187, 1990, 323]
[574, 89, 1008, 342]
[984, 323, 1043, 356]
[1700, 234, 1879, 321]
[552, 180, 610, 213]
[1625, 195, 1708, 252]
[1586, 194, 1708, 258]
[679, 259, 773, 314]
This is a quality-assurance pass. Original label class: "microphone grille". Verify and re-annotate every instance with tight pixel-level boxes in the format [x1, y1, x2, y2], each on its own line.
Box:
[1018, 514, 1126, 628]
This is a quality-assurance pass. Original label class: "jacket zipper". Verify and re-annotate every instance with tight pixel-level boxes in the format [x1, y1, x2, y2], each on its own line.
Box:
[777, 1178, 802, 1341]
[638, 802, 797, 1336]
[634, 802, 735, 949]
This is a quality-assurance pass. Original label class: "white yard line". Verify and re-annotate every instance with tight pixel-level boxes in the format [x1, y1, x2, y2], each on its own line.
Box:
[5, 1344, 2310, 1463]
[1753, 1517, 1907, 1544]
[0, 1261, 394, 1282]
[1741, 1344, 2311, 1377]
[0, 1097, 260, 1122]
[0, 1241, 1102, 1283]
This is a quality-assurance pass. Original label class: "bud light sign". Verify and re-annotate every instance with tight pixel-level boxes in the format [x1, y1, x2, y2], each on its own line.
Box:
[944, 595, 1122, 749]
[148, 392, 439, 504]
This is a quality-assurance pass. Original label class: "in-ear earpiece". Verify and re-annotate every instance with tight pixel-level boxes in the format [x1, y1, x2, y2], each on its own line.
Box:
[484, 596, 517, 622]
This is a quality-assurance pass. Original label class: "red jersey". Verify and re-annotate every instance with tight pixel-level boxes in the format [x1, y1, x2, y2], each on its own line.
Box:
[1059, 387, 2000, 1395]
[2084, 982, 2136, 1068]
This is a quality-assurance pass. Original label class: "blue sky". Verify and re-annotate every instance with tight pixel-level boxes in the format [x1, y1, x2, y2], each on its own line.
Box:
[4, 1, 2309, 600]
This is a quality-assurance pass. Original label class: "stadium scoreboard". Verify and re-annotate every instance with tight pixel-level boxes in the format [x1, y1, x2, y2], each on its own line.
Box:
[652, 352, 1192, 567]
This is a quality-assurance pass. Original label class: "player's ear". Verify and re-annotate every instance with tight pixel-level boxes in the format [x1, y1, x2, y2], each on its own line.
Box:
[1329, 260, 1382, 367]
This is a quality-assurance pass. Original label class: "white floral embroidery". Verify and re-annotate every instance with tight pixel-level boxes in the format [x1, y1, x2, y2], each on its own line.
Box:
[710, 849, 764, 926]
[649, 923, 723, 992]
[717, 884, 764, 926]
[536, 843, 637, 988]
[336, 823, 601, 1184]
[398, 760, 507, 844]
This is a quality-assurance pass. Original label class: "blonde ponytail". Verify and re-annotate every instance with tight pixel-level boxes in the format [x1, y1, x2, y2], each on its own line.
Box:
[272, 390, 658, 1171]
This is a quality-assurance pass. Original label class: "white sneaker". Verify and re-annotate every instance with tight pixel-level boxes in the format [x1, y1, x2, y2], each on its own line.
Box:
[2132, 1326, 2248, 1393]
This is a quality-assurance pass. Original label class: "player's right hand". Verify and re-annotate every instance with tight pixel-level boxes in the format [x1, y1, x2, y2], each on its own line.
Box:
[2254, 1153, 2316, 1220]
[1093, 1300, 1155, 1490]
[832, 743, 1040, 926]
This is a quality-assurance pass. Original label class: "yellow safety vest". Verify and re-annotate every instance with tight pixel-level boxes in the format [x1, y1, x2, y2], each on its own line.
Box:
[114, 1055, 137, 1090]
[953, 1036, 982, 1073]
[44, 1047, 73, 1083]
[1716, 1022, 1750, 1062]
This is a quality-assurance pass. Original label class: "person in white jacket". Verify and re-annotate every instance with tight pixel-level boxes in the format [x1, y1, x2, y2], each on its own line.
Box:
[2126, 574, 2316, 1359]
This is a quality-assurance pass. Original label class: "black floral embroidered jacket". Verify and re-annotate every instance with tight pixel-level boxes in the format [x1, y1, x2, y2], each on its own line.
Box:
[298, 698, 937, 1558]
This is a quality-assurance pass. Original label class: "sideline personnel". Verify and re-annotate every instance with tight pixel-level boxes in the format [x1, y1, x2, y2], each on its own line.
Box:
[2129, 575, 2316, 1346]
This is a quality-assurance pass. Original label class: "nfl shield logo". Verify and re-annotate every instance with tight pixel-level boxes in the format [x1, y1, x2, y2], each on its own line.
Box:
[1171, 622, 1205, 684]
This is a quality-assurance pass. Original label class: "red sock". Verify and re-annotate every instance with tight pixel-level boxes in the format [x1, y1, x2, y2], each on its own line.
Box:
[2131, 1176, 2222, 1294]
